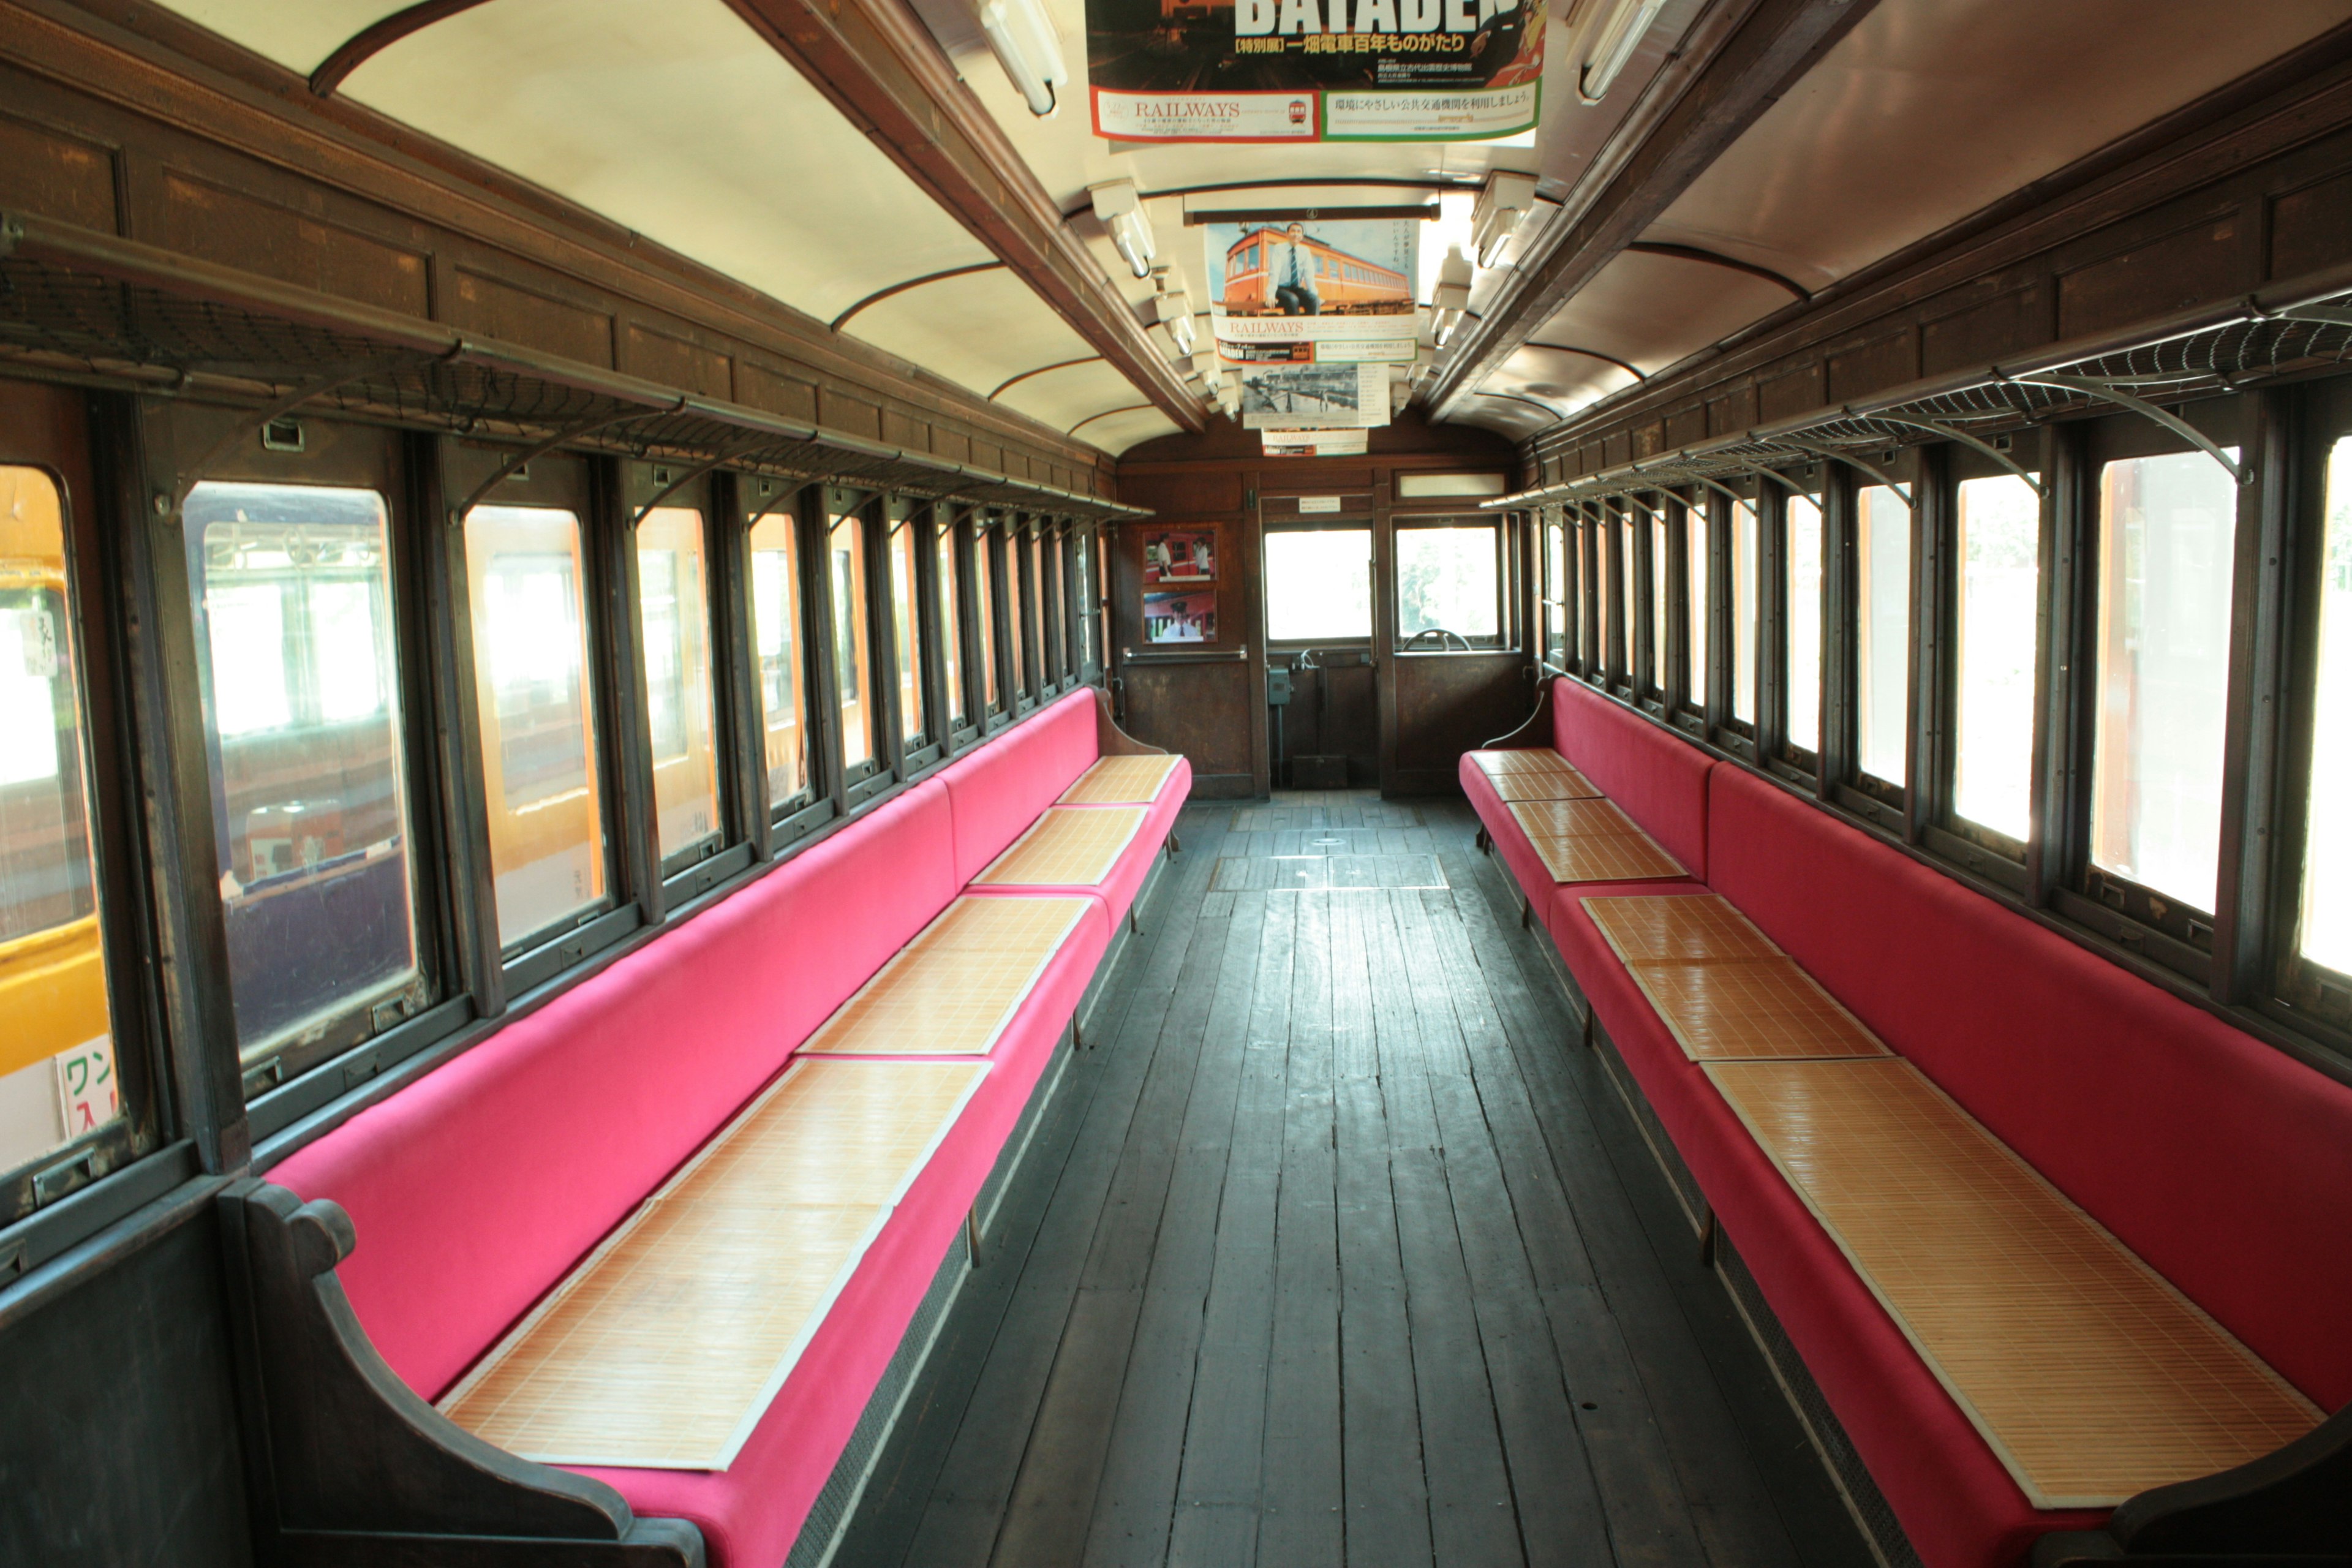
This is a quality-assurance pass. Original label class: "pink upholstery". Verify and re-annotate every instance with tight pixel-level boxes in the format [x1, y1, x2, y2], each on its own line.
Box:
[939, 690, 1102, 886]
[1548, 678, 1713, 880]
[273, 780, 962, 1400]
[578, 900, 1110, 1567]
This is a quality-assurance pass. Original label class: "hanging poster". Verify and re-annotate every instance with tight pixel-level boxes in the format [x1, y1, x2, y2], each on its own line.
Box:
[1264, 428, 1371, 456]
[1143, 527, 1218, 584]
[1205, 219, 1420, 351]
[1144, 588, 1219, 643]
[1240, 361, 1388, 429]
[1086, 0, 1543, 143]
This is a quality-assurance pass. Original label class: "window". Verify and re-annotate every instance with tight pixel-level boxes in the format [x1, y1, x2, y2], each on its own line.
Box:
[1005, 527, 1027, 700]
[1687, 500, 1708, 708]
[1266, 527, 1371, 641]
[466, 504, 608, 951]
[937, 521, 967, 733]
[830, 511, 875, 771]
[748, 510, 813, 813]
[1786, 493, 1824, 755]
[1594, 513, 1612, 677]
[186, 481, 423, 1055]
[1650, 511, 1668, 695]
[974, 530, 1000, 713]
[636, 507, 722, 864]
[2090, 450, 2239, 910]
[1543, 511, 1568, 668]
[0, 465, 124, 1172]
[1618, 515, 1636, 680]
[1953, 475, 2040, 841]
[1397, 522, 1501, 648]
[2301, 435, 2352, 975]
[1731, 497, 1758, 723]
[1856, 484, 1910, 786]
[1028, 530, 1049, 686]
[888, 516, 927, 749]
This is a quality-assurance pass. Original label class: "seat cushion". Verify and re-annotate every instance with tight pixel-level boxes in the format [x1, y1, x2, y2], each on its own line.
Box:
[938, 690, 1102, 886]
[967, 803, 1166, 925]
[271, 780, 962, 1401]
[575, 897, 1110, 1568]
[1705, 766, 2352, 1415]
[1465, 756, 1694, 914]
[1547, 677, 1713, 880]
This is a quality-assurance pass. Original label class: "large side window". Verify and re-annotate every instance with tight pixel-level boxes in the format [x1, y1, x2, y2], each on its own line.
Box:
[1396, 520, 1502, 650]
[1003, 523, 1028, 704]
[974, 526, 1001, 717]
[1542, 510, 1569, 670]
[887, 511, 929, 754]
[186, 480, 424, 1061]
[829, 510, 877, 775]
[1951, 472, 2041, 843]
[636, 506, 722, 867]
[1785, 491, 1825, 759]
[0, 465, 126, 1175]
[1686, 496, 1708, 713]
[465, 503, 610, 952]
[748, 506, 815, 817]
[2089, 448, 2239, 912]
[1856, 483, 1911, 790]
[2294, 432, 2352, 990]
[1616, 512, 1635, 683]
[1649, 507, 1668, 700]
[937, 516, 968, 736]
[1730, 495, 1758, 726]
[1267, 525, 1372, 641]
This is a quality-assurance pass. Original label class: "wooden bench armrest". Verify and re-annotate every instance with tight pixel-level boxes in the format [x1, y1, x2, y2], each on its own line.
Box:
[218, 1180, 705, 1567]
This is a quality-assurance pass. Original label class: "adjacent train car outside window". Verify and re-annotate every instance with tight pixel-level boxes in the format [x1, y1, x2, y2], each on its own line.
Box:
[1265, 526, 1371, 641]
[1686, 500, 1708, 709]
[1786, 493, 1825, 756]
[888, 513, 929, 751]
[0, 466, 123, 1173]
[636, 507, 722, 865]
[1731, 496, 1758, 724]
[1396, 521, 1501, 649]
[830, 511, 876, 772]
[748, 509, 814, 815]
[2299, 434, 2352, 978]
[466, 503, 609, 952]
[2089, 449, 2239, 911]
[974, 529, 1001, 715]
[1953, 473, 2040, 842]
[1856, 484, 1910, 788]
[937, 519, 968, 734]
[185, 480, 423, 1057]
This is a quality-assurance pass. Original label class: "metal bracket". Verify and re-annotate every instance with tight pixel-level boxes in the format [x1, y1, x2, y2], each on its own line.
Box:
[1684, 470, 1755, 511]
[2000, 371, 2246, 484]
[168, 352, 421, 519]
[450, 398, 687, 526]
[1869, 412, 2045, 497]
[1777, 439, 1912, 505]
[629, 444, 760, 526]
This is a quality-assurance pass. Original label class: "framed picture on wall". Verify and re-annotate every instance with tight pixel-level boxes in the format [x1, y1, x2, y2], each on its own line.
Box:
[1142, 527, 1217, 584]
[1144, 588, 1218, 644]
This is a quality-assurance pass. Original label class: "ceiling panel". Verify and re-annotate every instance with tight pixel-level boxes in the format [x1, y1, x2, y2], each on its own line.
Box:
[159, 0, 407, 72]
[1074, 407, 1183, 455]
[1455, 391, 1557, 439]
[337, 0, 995, 325]
[843, 268, 1095, 401]
[995, 358, 1153, 433]
[1649, 0, 2352, 291]
[1530, 248, 1795, 375]
[1480, 344, 1629, 422]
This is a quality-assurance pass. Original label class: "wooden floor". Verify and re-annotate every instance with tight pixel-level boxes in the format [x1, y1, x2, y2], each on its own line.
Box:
[834, 796, 1877, 1568]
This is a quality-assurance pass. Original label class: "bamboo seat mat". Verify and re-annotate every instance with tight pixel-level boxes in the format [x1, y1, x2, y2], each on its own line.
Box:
[801, 896, 1090, 1056]
[1468, 748, 1605, 802]
[973, 805, 1144, 888]
[1060, 753, 1182, 804]
[1505, 802, 1684, 884]
[1705, 1057, 2321, 1506]
[439, 1058, 987, 1469]
[1584, 894, 1887, 1060]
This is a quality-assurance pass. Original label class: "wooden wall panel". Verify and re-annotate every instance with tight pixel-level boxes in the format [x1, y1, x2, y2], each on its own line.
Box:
[737, 360, 820, 425]
[0, 110, 117, 232]
[157, 169, 429, 317]
[2269, 166, 2352, 279]
[448, 266, 616, 369]
[1919, 280, 2047, 377]
[1123, 662, 1254, 795]
[2057, 209, 2247, 340]
[624, 323, 733, 400]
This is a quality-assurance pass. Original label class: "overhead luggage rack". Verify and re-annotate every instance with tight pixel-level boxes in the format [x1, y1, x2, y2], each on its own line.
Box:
[1487, 263, 2352, 510]
[0, 210, 1146, 522]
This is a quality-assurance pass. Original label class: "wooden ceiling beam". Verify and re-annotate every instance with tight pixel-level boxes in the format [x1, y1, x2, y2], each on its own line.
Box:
[1428, 0, 1877, 421]
[723, 0, 1207, 434]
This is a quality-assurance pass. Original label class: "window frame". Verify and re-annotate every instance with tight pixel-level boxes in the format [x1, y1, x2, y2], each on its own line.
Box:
[882, 496, 941, 774]
[1390, 513, 1511, 656]
[935, 504, 981, 749]
[741, 477, 834, 853]
[624, 464, 740, 889]
[1769, 470, 1825, 784]
[1828, 451, 1921, 830]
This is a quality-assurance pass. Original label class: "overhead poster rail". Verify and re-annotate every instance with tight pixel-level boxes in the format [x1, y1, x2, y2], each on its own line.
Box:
[1087, 0, 1543, 143]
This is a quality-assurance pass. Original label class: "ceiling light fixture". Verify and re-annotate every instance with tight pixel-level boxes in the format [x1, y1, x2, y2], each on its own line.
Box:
[1090, 181, 1156, 280]
[1429, 247, 1473, 346]
[1152, 264, 1197, 357]
[1471, 172, 1538, 269]
[979, 0, 1069, 117]
[1572, 0, 1669, 105]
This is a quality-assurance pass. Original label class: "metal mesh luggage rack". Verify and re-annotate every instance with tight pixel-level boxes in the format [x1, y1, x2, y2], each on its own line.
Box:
[0, 210, 1147, 522]
[1487, 262, 2352, 510]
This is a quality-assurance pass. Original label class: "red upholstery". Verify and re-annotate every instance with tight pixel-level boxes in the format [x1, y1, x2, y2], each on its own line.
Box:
[1548, 678, 1713, 880]
[938, 690, 1102, 886]
[1459, 755, 1698, 908]
[272, 778, 962, 1400]
[1705, 767, 2352, 1413]
[577, 899, 1110, 1567]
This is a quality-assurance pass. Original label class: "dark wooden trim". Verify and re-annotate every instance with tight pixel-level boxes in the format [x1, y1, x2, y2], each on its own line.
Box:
[990, 356, 1105, 401]
[1521, 342, 1649, 382]
[307, 0, 497, 97]
[1068, 402, 1155, 437]
[829, 261, 1007, 333]
[719, 0, 1206, 432]
[1431, 0, 1877, 413]
[1623, 239, 1812, 300]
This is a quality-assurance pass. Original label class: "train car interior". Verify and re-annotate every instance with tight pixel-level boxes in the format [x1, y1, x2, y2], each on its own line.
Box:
[7, 0, 2352, 1564]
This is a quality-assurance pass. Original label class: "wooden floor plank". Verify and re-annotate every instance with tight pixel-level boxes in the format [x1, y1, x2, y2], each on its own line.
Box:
[1334, 1070, 1436, 1568]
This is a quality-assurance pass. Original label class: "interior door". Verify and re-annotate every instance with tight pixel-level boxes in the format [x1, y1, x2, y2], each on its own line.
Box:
[1262, 510, 1378, 788]
[1384, 511, 1529, 793]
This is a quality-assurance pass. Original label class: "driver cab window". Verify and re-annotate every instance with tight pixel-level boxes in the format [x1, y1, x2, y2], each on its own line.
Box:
[1396, 520, 1502, 650]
